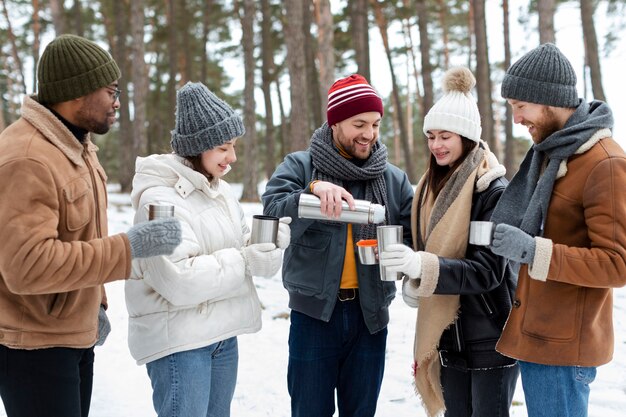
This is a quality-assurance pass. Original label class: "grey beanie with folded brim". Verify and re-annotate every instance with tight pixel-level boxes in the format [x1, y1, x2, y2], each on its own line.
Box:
[501, 43, 579, 108]
[170, 82, 245, 157]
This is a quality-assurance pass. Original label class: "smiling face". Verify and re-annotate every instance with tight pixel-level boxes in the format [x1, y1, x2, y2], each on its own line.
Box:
[74, 82, 121, 135]
[507, 99, 565, 144]
[200, 139, 238, 179]
[427, 130, 464, 167]
[330, 111, 381, 160]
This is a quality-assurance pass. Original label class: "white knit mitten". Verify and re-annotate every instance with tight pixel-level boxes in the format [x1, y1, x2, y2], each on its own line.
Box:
[402, 276, 421, 308]
[379, 244, 422, 278]
[241, 243, 283, 277]
[277, 217, 292, 249]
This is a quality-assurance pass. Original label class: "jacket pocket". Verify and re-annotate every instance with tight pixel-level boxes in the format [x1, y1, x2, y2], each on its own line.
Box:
[521, 280, 583, 342]
[283, 229, 332, 295]
[62, 178, 92, 231]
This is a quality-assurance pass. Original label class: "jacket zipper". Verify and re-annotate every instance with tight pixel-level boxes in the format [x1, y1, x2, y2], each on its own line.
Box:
[83, 148, 102, 238]
[480, 294, 493, 315]
[453, 321, 462, 352]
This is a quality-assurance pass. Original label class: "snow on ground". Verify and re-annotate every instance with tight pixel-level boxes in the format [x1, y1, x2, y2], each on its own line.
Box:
[2, 189, 626, 416]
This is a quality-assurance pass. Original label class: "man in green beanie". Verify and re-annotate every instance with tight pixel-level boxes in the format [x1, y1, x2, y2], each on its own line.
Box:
[0, 35, 182, 417]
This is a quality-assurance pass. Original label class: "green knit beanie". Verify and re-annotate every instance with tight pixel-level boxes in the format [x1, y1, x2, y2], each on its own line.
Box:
[37, 34, 121, 104]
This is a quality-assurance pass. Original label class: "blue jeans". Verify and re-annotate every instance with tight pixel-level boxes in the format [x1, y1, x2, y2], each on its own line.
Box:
[146, 337, 238, 417]
[519, 360, 597, 417]
[440, 363, 520, 417]
[288, 299, 388, 417]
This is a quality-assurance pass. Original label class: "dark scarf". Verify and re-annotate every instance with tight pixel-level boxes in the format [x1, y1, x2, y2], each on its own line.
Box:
[309, 122, 389, 239]
[491, 100, 613, 237]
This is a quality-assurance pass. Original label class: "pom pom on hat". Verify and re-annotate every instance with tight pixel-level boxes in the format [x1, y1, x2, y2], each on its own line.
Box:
[37, 34, 121, 104]
[423, 67, 482, 143]
[170, 82, 245, 157]
[326, 74, 384, 126]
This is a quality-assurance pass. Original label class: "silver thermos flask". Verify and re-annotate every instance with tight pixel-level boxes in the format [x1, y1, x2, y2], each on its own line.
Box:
[298, 194, 386, 224]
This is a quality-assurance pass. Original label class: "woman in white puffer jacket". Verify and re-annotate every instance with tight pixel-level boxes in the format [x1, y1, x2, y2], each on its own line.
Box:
[126, 82, 290, 417]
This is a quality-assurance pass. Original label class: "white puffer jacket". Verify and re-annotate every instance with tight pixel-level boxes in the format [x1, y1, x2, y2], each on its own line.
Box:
[126, 153, 262, 365]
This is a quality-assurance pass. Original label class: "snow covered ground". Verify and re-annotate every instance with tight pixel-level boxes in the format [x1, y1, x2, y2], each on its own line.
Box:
[4, 188, 625, 416]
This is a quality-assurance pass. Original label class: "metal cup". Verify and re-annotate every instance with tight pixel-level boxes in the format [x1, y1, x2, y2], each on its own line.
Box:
[356, 239, 378, 265]
[148, 204, 175, 220]
[250, 215, 279, 245]
[469, 221, 495, 246]
[376, 225, 403, 281]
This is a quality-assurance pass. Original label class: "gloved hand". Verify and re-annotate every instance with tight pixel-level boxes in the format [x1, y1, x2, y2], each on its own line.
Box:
[242, 243, 283, 277]
[490, 223, 536, 264]
[95, 305, 111, 346]
[127, 218, 182, 259]
[402, 276, 421, 308]
[379, 244, 422, 278]
[277, 217, 292, 249]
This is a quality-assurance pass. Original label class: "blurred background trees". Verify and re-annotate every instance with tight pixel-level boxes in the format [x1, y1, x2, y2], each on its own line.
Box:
[0, 0, 623, 197]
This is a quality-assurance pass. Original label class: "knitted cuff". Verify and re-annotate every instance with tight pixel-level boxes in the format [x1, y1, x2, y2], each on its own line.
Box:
[528, 236, 553, 281]
[416, 251, 439, 297]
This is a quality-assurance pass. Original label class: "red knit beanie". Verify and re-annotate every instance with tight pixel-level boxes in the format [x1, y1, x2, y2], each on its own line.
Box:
[326, 74, 384, 126]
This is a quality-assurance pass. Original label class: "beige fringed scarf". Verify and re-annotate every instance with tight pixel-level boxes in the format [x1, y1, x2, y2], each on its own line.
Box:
[409, 146, 492, 417]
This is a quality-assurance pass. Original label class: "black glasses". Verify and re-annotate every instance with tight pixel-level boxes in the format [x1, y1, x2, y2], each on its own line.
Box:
[106, 86, 122, 101]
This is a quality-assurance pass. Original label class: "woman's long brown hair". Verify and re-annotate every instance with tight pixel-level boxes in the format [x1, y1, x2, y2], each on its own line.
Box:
[424, 136, 477, 200]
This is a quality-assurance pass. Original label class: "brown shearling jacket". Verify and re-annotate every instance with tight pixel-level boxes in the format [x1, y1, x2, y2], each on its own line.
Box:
[497, 134, 626, 367]
[0, 95, 131, 349]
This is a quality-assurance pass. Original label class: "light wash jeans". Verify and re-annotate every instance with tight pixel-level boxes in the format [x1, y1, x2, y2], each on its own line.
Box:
[518, 360, 597, 417]
[146, 337, 238, 417]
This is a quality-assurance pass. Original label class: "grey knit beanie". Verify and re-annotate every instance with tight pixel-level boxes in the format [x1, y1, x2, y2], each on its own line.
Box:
[170, 82, 245, 157]
[501, 43, 579, 108]
[37, 34, 121, 104]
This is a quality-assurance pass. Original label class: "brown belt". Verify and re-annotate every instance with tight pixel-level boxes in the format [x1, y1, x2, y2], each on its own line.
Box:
[337, 288, 358, 302]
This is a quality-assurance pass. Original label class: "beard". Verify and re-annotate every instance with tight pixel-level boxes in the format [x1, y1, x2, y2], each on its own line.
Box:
[74, 98, 114, 135]
[530, 107, 562, 143]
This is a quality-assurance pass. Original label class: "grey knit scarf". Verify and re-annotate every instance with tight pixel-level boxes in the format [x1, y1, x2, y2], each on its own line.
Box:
[310, 122, 389, 239]
[491, 100, 614, 236]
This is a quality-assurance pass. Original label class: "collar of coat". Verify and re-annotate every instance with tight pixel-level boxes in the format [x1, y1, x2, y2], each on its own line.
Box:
[21, 95, 96, 167]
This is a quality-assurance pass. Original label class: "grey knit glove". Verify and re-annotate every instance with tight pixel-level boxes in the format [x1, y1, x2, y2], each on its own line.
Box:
[127, 218, 182, 259]
[490, 223, 536, 264]
[95, 305, 111, 346]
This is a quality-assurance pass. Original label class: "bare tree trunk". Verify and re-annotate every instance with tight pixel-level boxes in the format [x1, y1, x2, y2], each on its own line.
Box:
[275, 78, 289, 158]
[438, 0, 450, 69]
[241, 0, 259, 201]
[303, 1, 322, 130]
[472, 0, 495, 150]
[261, 0, 277, 178]
[284, 0, 310, 151]
[49, 0, 66, 35]
[1, 0, 26, 94]
[538, 0, 556, 44]
[580, 0, 606, 102]
[351, 0, 370, 80]
[502, 0, 515, 178]
[401, 0, 424, 120]
[130, 0, 148, 160]
[167, 0, 178, 121]
[416, 0, 433, 161]
[371, 0, 416, 182]
[72, 0, 83, 37]
[201, 0, 214, 84]
[315, 0, 334, 114]
[110, 1, 133, 191]
[179, 0, 191, 83]
[32, 0, 41, 94]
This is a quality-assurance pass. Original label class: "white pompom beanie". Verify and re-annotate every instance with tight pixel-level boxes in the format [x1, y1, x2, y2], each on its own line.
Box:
[423, 67, 482, 143]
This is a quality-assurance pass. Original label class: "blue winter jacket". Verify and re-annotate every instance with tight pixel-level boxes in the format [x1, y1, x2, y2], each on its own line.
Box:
[262, 151, 414, 334]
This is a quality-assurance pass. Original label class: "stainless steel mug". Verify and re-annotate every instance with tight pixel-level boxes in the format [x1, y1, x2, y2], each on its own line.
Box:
[148, 204, 175, 220]
[469, 221, 495, 246]
[250, 215, 279, 245]
[356, 239, 378, 265]
[376, 225, 403, 281]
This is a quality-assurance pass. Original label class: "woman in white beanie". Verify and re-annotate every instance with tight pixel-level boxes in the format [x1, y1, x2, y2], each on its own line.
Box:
[380, 67, 519, 417]
[125, 82, 291, 417]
